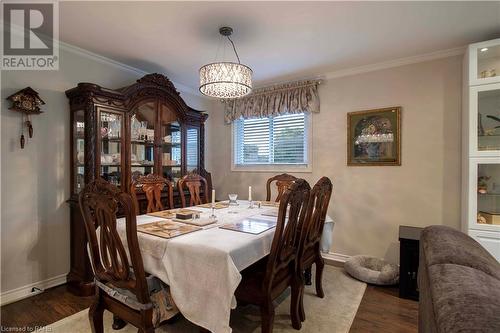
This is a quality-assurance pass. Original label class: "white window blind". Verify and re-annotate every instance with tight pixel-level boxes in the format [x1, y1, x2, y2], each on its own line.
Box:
[234, 113, 308, 166]
[186, 128, 199, 171]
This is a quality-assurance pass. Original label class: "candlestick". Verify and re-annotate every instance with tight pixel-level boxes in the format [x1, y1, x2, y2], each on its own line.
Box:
[212, 189, 216, 205]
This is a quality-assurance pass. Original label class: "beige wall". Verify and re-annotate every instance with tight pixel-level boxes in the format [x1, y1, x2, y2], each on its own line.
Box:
[206, 56, 463, 263]
[0, 47, 209, 294]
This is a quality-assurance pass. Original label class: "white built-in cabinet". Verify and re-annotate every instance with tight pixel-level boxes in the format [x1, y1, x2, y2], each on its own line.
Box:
[463, 38, 500, 261]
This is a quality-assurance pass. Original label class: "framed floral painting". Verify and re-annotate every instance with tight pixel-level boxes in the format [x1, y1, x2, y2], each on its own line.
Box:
[347, 107, 401, 166]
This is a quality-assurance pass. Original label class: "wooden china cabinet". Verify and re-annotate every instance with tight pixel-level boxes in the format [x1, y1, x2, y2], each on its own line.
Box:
[65, 73, 210, 296]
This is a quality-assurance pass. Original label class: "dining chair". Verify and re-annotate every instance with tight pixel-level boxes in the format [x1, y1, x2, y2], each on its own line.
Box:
[235, 179, 311, 333]
[296, 177, 333, 323]
[79, 178, 178, 333]
[130, 174, 174, 213]
[177, 173, 208, 207]
[266, 173, 298, 202]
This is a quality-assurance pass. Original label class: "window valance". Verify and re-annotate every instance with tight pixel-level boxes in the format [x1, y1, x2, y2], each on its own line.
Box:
[223, 79, 321, 124]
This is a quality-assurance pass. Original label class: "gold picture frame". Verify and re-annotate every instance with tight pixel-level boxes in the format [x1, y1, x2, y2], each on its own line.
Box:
[347, 107, 401, 166]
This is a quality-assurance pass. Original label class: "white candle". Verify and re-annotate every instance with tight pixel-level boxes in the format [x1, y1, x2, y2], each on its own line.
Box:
[248, 186, 252, 202]
[212, 189, 216, 205]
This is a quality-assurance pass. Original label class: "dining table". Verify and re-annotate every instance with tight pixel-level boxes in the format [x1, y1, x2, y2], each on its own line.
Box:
[116, 200, 334, 333]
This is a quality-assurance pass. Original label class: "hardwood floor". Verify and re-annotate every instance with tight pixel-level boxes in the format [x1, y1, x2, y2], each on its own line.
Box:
[0, 285, 93, 330]
[350, 285, 418, 333]
[0, 283, 418, 332]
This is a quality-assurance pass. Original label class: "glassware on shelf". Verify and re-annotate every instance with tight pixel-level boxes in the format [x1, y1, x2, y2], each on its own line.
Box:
[131, 115, 140, 140]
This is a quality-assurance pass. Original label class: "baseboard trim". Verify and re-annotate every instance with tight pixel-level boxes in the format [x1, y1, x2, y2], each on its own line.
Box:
[322, 252, 351, 267]
[0, 274, 67, 306]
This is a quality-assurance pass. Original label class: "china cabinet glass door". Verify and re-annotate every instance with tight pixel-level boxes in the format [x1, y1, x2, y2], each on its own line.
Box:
[130, 101, 156, 181]
[99, 109, 123, 187]
[470, 159, 500, 232]
[73, 109, 85, 193]
[160, 103, 182, 183]
[469, 39, 500, 86]
[470, 83, 500, 156]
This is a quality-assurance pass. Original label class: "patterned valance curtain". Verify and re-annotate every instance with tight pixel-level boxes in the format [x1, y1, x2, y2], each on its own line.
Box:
[223, 79, 321, 124]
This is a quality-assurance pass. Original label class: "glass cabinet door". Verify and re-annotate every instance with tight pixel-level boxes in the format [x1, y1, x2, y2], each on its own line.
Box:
[471, 83, 500, 156]
[186, 126, 200, 173]
[160, 103, 182, 183]
[469, 39, 500, 86]
[130, 101, 156, 181]
[471, 159, 500, 232]
[73, 109, 85, 193]
[99, 109, 123, 187]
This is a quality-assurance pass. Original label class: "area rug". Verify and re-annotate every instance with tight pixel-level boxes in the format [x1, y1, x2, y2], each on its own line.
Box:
[43, 266, 366, 333]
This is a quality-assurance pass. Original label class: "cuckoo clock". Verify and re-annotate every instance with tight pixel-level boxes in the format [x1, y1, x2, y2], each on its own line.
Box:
[6, 87, 45, 148]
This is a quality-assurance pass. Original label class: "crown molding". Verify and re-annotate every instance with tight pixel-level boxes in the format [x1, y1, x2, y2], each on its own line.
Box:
[324, 46, 466, 80]
[59, 41, 197, 95]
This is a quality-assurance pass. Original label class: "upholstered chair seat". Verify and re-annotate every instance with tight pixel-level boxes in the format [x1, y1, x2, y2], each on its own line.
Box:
[99, 275, 178, 327]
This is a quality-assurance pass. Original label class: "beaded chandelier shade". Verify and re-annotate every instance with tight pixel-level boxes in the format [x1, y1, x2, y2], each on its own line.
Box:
[199, 27, 253, 99]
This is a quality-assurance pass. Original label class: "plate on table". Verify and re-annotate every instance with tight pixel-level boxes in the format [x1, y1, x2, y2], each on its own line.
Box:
[138, 220, 201, 239]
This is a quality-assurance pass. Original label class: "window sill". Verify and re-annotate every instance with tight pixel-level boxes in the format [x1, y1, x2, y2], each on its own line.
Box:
[231, 164, 312, 173]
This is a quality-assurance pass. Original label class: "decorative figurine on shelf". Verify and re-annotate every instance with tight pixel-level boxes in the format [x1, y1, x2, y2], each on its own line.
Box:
[480, 69, 497, 78]
[478, 176, 491, 194]
[6, 87, 45, 149]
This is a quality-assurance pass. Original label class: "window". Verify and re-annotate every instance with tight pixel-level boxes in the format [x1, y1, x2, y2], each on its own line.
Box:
[233, 113, 311, 171]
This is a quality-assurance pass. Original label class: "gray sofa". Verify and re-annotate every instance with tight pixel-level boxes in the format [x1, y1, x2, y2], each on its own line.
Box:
[419, 225, 500, 333]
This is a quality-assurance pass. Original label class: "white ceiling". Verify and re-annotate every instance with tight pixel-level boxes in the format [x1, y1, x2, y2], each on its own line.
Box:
[60, 1, 500, 92]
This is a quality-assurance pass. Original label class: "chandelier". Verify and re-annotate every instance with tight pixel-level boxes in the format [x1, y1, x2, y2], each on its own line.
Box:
[199, 27, 253, 99]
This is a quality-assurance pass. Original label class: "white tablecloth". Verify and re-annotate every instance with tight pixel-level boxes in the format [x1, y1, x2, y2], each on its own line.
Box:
[116, 201, 333, 333]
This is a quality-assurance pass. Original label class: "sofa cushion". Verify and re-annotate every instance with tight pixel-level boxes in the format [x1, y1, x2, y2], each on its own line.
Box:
[428, 263, 500, 333]
[421, 226, 500, 280]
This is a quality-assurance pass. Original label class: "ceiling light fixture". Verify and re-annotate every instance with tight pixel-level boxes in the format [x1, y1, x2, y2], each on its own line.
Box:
[480, 47, 489, 52]
[199, 27, 252, 99]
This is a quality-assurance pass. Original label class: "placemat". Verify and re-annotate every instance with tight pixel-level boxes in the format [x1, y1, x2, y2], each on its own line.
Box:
[147, 208, 203, 219]
[259, 201, 280, 207]
[220, 217, 276, 235]
[172, 217, 217, 227]
[137, 220, 201, 239]
[197, 202, 230, 209]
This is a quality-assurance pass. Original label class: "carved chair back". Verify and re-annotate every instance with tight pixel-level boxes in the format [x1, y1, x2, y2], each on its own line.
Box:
[79, 179, 150, 305]
[298, 177, 333, 265]
[266, 173, 298, 202]
[130, 174, 173, 213]
[178, 173, 208, 207]
[264, 179, 310, 292]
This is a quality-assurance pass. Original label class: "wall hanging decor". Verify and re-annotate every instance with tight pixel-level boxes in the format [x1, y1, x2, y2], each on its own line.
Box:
[347, 106, 401, 166]
[6, 87, 45, 149]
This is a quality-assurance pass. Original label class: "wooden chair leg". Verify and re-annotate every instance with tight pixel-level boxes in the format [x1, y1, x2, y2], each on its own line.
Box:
[89, 293, 105, 333]
[260, 300, 275, 333]
[291, 276, 302, 330]
[315, 257, 325, 298]
[299, 284, 306, 322]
